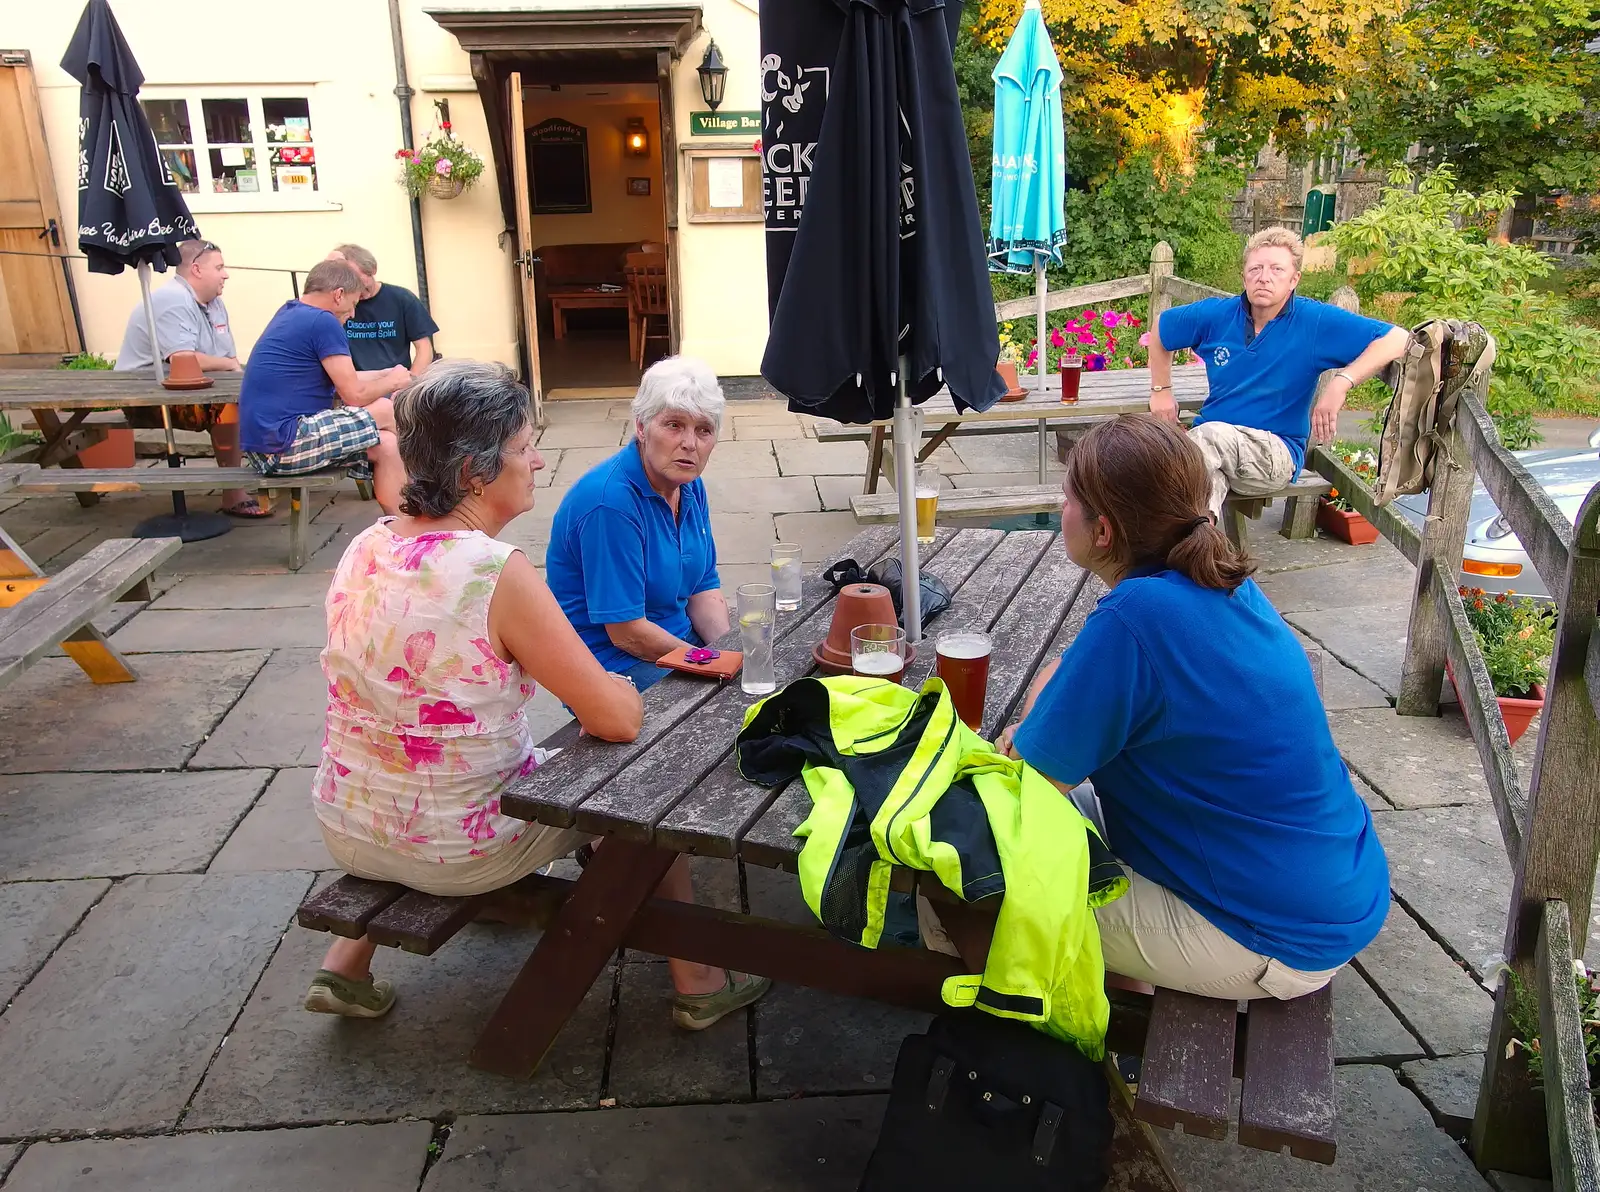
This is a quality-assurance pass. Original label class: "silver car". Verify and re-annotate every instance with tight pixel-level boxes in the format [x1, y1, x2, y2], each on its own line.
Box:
[1392, 425, 1600, 600]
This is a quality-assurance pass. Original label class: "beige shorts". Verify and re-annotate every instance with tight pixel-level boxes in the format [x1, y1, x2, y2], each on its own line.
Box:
[318, 820, 591, 898]
[1189, 420, 1298, 517]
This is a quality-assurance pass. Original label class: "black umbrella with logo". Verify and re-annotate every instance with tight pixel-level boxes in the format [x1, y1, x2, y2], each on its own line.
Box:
[61, 0, 229, 543]
[761, 0, 1003, 642]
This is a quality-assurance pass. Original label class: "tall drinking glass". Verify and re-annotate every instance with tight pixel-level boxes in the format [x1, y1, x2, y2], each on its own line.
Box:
[850, 624, 907, 683]
[936, 630, 992, 730]
[915, 466, 940, 545]
[771, 542, 802, 611]
[737, 583, 777, 696]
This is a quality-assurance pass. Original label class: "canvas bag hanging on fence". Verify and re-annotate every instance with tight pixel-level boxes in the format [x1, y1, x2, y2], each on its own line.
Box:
[1374, 320, 1495, 504]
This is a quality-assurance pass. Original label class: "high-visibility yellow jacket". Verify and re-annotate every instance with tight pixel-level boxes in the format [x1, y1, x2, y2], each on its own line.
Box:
[736, 674, 1126, 1059]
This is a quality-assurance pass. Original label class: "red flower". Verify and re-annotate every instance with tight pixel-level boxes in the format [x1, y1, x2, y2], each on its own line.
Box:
[441, 120, 452, 131]
[752, 138, 763, 153]
[395, 148, 414, 159]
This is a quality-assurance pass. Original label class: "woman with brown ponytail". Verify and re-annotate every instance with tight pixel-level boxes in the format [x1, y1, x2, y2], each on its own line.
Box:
[930, 414, 1389, 1000]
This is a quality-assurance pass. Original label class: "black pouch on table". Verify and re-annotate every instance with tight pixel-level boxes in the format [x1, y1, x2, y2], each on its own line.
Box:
[859, 1010, 1111, 1192]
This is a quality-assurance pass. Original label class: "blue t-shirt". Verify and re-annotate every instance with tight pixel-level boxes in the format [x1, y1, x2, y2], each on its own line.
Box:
[238, 300, 351, 454]
[545, 443, 721, 673]
[1159, 295, 1393, 471]
[1013, 568, 1389, 971]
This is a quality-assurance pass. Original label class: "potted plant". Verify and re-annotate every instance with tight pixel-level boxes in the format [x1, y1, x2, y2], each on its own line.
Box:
[1317, 443, 1381, 545]
[995, 325, 1027, 401]
[397, 124, 486, 200]
[1446, 588, 1556, 745]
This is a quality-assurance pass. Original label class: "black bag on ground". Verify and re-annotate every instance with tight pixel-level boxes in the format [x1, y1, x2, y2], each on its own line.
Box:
[859, 1011, 1112, 1192]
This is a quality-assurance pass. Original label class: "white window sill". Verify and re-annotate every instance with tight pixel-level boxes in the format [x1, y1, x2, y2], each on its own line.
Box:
[182, 194, 344, 214]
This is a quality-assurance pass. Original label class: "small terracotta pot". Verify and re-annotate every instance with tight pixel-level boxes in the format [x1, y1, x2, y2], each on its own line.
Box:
[161, 350, 214, 391]
[815, 583, 899, 674]
[1445, 660, 1546, 747]
[1316, 497, 1379, 545]
[996, 360, 1027, 402]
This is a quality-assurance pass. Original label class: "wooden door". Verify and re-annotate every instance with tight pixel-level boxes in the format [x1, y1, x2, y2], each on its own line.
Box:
[507, 70, 545, 426]
[0, 51, 81, 366]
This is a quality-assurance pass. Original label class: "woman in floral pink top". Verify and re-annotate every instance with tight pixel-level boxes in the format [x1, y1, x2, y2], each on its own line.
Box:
[308, 360, 770, 1031]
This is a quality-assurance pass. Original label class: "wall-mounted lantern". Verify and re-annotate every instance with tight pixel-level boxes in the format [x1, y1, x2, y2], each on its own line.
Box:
[697, 40, 728, 112]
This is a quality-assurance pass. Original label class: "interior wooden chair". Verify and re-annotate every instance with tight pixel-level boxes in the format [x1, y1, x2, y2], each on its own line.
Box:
[624, 253, 670, 368]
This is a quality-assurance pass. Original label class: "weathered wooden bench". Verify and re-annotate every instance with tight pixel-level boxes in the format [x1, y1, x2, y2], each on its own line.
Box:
[0, 533, 182, 691]
[849, 472, 1333, 550]
[12, 467, 363, 570]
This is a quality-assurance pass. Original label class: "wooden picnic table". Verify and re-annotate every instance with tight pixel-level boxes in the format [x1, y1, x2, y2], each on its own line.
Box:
[816, 366, 1209, 491]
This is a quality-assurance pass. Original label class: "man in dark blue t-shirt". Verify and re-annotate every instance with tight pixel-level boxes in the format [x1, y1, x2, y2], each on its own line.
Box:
[239, 258, 413, 513]
[1149, 227, 1410, 514]
[328, 244, 439, 373]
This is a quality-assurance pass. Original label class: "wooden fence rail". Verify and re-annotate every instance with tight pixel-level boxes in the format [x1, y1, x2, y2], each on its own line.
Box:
[989, 242, 1231, 325]
[1538, 899, 1600, 1192]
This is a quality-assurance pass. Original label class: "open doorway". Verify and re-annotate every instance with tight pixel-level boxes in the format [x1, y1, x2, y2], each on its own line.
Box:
[521, 82, 666, 398]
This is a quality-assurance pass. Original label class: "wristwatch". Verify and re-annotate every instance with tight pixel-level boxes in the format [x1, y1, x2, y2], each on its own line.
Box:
[1149, 383, 1173, 393]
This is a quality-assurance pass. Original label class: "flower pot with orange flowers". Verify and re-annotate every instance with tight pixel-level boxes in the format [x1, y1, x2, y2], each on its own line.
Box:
[1317, 442, 1381, 545]
[1445, 588, 1555, 746]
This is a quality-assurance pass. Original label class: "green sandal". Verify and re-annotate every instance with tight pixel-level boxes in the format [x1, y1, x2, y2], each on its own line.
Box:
[303, 968, 397, 1019]
[671, 970, 772, 1031]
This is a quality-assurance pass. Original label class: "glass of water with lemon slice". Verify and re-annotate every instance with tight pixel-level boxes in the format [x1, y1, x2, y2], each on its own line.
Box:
[736, 583, 777, 695]
[771, 542, 802, 611]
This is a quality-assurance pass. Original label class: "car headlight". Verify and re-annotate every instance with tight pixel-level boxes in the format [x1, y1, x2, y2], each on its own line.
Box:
[1485, 514, 1514, 540]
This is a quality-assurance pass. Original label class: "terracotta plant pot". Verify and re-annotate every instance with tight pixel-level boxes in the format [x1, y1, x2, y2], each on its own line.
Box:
[161, 350, 213, 392]
[75, 427, 135, 469]
[1445, 660, 1546, 747]
[1316, 497, 1379, 545]
[996, 360, 1028, 402]
[815, 583, 903, 674]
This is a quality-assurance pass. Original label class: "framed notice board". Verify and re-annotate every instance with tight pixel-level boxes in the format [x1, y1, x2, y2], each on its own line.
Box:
[684, 149, 762, 223]
[527, 118, 591, 215]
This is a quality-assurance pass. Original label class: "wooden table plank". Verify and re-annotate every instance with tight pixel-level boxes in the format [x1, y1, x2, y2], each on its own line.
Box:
[580, 527, 1003, 848]
[736, 533, 1095, 872]
[0, 372, 242, 407]
[499, 523, 907, 828]
[0, 465, 41, 493]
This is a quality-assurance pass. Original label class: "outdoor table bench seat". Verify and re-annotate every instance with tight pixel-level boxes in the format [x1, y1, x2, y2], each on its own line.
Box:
[13, 466, 363, 570]
[849, 472, 1333, 551]
[0, 535, 182, 691]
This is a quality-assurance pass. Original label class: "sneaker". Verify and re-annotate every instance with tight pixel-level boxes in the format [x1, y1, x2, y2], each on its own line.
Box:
[671, 970, 771, 1031]
[303, 968, 397, 1018]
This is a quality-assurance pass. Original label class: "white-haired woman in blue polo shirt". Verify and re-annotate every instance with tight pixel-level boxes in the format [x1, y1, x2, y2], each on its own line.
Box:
[545, 356, 732, 691]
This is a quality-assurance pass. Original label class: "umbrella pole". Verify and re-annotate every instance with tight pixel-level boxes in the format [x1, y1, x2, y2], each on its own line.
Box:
[137, 262, 188, 516]
[1035, 259, 1048, 482]
[894, 357, 923, 645]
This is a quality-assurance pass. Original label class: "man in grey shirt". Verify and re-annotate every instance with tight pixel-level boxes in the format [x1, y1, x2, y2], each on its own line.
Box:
[115, 238, 259, 516]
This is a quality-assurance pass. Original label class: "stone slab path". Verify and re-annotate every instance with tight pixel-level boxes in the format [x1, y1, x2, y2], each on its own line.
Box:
[0, 398, 1563, 1190]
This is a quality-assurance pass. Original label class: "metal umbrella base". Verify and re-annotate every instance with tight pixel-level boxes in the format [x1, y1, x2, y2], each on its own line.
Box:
[132, 471, 233, 543]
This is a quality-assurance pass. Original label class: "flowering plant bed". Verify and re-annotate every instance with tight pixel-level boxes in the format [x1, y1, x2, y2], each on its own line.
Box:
[1318, 442, 1381, 543]
[397, 126, 485, 199]
[1447, 587, 1555, 745]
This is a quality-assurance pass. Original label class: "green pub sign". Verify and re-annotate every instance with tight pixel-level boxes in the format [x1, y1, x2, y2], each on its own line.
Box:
[690, 110, 761, 136]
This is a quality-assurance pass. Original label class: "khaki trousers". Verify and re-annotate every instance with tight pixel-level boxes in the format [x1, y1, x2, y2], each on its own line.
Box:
[319, 821, 590, 898]
[1188, 421, 1298, 518]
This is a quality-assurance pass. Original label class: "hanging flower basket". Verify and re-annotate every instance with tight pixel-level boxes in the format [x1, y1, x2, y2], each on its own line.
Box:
[428, 175, 466, 200]
[397, 123, 485, 200]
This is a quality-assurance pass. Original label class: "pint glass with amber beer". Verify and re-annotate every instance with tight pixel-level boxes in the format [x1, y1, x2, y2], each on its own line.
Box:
[935, 631, 992, 730]
[914, 467, 939, 544]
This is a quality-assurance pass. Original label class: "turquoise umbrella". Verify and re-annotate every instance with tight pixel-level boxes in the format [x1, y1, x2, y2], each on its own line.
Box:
[988, 0, 1066, 398]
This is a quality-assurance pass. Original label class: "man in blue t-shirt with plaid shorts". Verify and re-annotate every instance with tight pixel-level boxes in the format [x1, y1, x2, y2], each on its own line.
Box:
[1148, 227, 1412, 516]
[239, 259, 414, 513]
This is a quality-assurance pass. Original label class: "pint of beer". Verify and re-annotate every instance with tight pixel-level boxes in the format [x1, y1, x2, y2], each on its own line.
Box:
[852, 624, 908, 683]
[914, 467, 939, 544]
[935, 631, 992, 730]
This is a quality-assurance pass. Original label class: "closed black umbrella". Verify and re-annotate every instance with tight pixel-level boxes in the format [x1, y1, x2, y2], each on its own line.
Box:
[761, 0, 1003, 640]
[62, 0, 228, 542]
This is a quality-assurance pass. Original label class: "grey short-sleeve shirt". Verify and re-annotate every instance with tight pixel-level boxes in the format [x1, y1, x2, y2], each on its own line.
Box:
[114, 276, 236, 370]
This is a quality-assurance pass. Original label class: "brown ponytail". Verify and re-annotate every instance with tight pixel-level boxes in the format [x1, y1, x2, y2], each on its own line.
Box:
[1065, 414, 1257, 592]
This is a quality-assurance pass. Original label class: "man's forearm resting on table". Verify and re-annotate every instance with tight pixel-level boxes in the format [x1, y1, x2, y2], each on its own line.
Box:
[185, 353, 240, 372]
[605, 618, 690, 664]
[686, 588, 732, 645]
[325, 357, 407, 407]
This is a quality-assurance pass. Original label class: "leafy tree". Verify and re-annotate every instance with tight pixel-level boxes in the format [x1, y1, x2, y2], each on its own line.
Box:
[970, 0, 1399, 182]
[1341, 0, 1600, 212]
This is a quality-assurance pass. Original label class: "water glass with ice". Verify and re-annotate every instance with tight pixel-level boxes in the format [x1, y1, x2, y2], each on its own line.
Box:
[736, 583, 778, 696]
[771, 542, 802, 611]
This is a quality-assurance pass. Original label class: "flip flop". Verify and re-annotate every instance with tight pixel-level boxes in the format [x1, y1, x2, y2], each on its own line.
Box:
[222, 499, 272, 519]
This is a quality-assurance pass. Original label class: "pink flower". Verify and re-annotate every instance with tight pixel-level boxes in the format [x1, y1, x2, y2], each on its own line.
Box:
[1049, 328, 1065, 348]
[1086, 354, 1108, 371]
[435, 158, 453, 177]
[400, 733, 444, 768]
[1138, 332, 1151, 347]
[1101, 311, 1120, 329]
[1076, 330, 1096, 345]
[419, 699, 477, 726]
[1025, 348, 1039, 368]
[1122, 356, 1133, 367]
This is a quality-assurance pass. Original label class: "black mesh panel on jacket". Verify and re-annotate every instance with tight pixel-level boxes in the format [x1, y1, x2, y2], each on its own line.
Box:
[819, 815, 878, 945]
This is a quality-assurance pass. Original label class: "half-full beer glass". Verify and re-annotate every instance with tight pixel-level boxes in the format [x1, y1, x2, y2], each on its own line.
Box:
[914, 467, 939, 544]
[850, 624, 907, 683]
[936, 631, 992, 730]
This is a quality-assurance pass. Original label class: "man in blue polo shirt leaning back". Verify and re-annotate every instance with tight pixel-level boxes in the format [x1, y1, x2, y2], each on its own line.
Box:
[1148, 227, 1411, 516]
[545, 355, 732, 691]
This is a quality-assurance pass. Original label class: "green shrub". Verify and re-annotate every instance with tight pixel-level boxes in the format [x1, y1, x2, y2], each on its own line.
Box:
[59, 352, 113, 370]
[0, 412, 41, 454]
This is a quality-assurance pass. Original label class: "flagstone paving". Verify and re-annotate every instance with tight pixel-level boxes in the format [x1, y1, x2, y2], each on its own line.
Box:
[0, 402, 1556, 1189]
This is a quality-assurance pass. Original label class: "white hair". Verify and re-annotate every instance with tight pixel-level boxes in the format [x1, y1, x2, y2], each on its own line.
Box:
[631, 355, 725, 434]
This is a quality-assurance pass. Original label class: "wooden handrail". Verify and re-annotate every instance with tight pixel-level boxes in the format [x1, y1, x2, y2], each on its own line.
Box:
[1536, 899, 1600, 1192]
[993, 274, 1151, 321]
[1160, 276, 1233, 305]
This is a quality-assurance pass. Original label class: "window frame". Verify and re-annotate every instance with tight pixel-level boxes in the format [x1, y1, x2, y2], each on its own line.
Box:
[138, 86, 341, 214]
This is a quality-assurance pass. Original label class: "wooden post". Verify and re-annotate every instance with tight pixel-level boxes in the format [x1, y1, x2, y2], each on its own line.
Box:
[1148, 242, 1174, 328]
[1473, 484, 1600, 1176]
[1395, 373, 1483, 716]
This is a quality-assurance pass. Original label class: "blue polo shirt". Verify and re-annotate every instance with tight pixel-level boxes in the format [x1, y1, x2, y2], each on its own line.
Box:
[239, 300, 351, 454]
[1013, 567, 1389, 971]
[545, 443, 720, 673]
[1159, 295, 1393, 471]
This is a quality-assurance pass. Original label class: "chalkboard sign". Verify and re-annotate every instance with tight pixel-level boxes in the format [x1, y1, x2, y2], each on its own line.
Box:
[527, 119, 591, 215]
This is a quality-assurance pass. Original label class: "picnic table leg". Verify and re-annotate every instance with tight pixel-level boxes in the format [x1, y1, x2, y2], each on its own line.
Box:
[1106, 1063, 1188, 1192]
[31, 409, 101, 508]
[1038, 420, 1049, 483]
[915, 422, 959, 464]
[285, 485, 310, 571]
[865, 425, 886, 496]
[469, 837, 679, 1080]
[1279, 493, 1317, 540]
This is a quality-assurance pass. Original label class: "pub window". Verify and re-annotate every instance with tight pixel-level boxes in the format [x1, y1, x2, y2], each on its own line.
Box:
[141, 91, 320, 197]
[527, 118, 592, 215]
